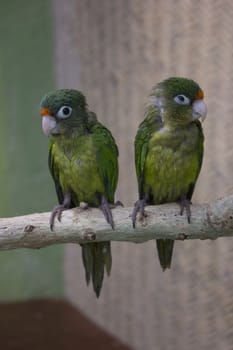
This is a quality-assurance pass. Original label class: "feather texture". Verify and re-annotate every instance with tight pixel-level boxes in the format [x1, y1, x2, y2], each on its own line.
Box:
[41, 89, 118, 297]
[134, 78, 205, 269]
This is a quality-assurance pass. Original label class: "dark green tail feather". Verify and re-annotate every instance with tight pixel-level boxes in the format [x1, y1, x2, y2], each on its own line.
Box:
[156, 239, 174, 270]
[81, 243, 93, 286]
[81, 242, 112, 297]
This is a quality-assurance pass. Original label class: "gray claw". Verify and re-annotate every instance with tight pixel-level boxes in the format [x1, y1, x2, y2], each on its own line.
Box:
[101, 196, 114, 229]
[179, 196, 191, 223]
[132, 199, 146, 228]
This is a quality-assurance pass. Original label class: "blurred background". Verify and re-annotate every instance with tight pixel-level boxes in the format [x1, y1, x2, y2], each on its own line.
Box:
[0, 0, 233, 349]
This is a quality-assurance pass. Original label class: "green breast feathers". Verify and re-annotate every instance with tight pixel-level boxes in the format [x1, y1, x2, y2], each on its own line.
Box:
[51, 135, 103, 205]
[49, 124, 118, 207]
[143, 122, 203, 203]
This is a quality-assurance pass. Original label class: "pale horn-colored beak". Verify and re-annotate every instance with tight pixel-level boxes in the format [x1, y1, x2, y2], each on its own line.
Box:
[192, 99, 207, 122]
[42, 115, 58, 137]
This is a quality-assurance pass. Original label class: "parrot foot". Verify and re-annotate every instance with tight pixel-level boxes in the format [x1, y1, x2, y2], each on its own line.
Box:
[179, 196, 191, 223]
[109, 200, 124, 209]
[50, 192, 71, 231]
[50, 205, 67, 230]
[101, 196, 115, 229]
[114, 200, 124, 207]
[132, 199, 147, 228]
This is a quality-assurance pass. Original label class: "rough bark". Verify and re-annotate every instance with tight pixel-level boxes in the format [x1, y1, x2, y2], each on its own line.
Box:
[0, 195, 232, 251]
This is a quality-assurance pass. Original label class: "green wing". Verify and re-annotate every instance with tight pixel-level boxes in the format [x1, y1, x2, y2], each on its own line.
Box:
[83, 119, 117, 297]
[48, 139, 65, 205]
[90, 121, 118, 203]
[195, 120, 204, 170]
[187, 120, 204, 199]
[135, 104, 163, 198]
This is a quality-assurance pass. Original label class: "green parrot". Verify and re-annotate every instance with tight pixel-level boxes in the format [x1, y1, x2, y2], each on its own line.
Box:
[40, 89, 119, 297]
[132, 77, 207, 270]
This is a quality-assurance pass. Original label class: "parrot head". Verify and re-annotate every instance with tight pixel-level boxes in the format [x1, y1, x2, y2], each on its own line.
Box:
[150, 77, 207, 126]
[40, 89, 88, 137]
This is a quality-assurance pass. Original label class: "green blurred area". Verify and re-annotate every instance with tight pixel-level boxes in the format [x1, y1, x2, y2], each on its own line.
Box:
[0, 1, 64, 300]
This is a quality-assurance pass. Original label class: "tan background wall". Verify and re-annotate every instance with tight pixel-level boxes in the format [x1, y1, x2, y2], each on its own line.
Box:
[53, 1, 233, 349]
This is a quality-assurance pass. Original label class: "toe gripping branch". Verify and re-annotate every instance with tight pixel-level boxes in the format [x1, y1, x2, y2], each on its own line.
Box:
[100, 196, 115, 229]
[179, 195, 191, 223]
[132, 198, 147, 228]
[132, 195, 192, 228]
[50, 192, 71, 231]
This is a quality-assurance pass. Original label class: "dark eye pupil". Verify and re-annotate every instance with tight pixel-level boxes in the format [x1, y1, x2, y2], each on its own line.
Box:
[63, 107, 70, 115]
[178, 95, 185, 102]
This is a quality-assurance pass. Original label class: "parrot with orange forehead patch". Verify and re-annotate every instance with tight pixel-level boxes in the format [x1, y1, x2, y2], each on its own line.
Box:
[132, 77, 207, 270]
[40, 89, 119, 297]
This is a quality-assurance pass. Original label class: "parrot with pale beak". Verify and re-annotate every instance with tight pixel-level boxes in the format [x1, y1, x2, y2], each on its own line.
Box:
[40, 89, 119, 297]
[132, 77, 207, 270]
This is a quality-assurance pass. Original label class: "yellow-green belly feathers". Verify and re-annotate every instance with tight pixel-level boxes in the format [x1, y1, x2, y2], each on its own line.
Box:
[51, 134, 105, 206]
[143, 124, 201, 204]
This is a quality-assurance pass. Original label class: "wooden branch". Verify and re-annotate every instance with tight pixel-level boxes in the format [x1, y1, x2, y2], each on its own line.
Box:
[0, 195, 233, 250]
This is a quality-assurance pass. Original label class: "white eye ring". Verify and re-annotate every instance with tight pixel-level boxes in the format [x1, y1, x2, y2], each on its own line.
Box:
[174, 95, 190, 105]
[57, 106, 72, 119]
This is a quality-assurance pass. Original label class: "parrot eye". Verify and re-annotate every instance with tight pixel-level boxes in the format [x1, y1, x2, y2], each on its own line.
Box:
[57, 106, 73, 119]
[174, 95, 190, 106]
